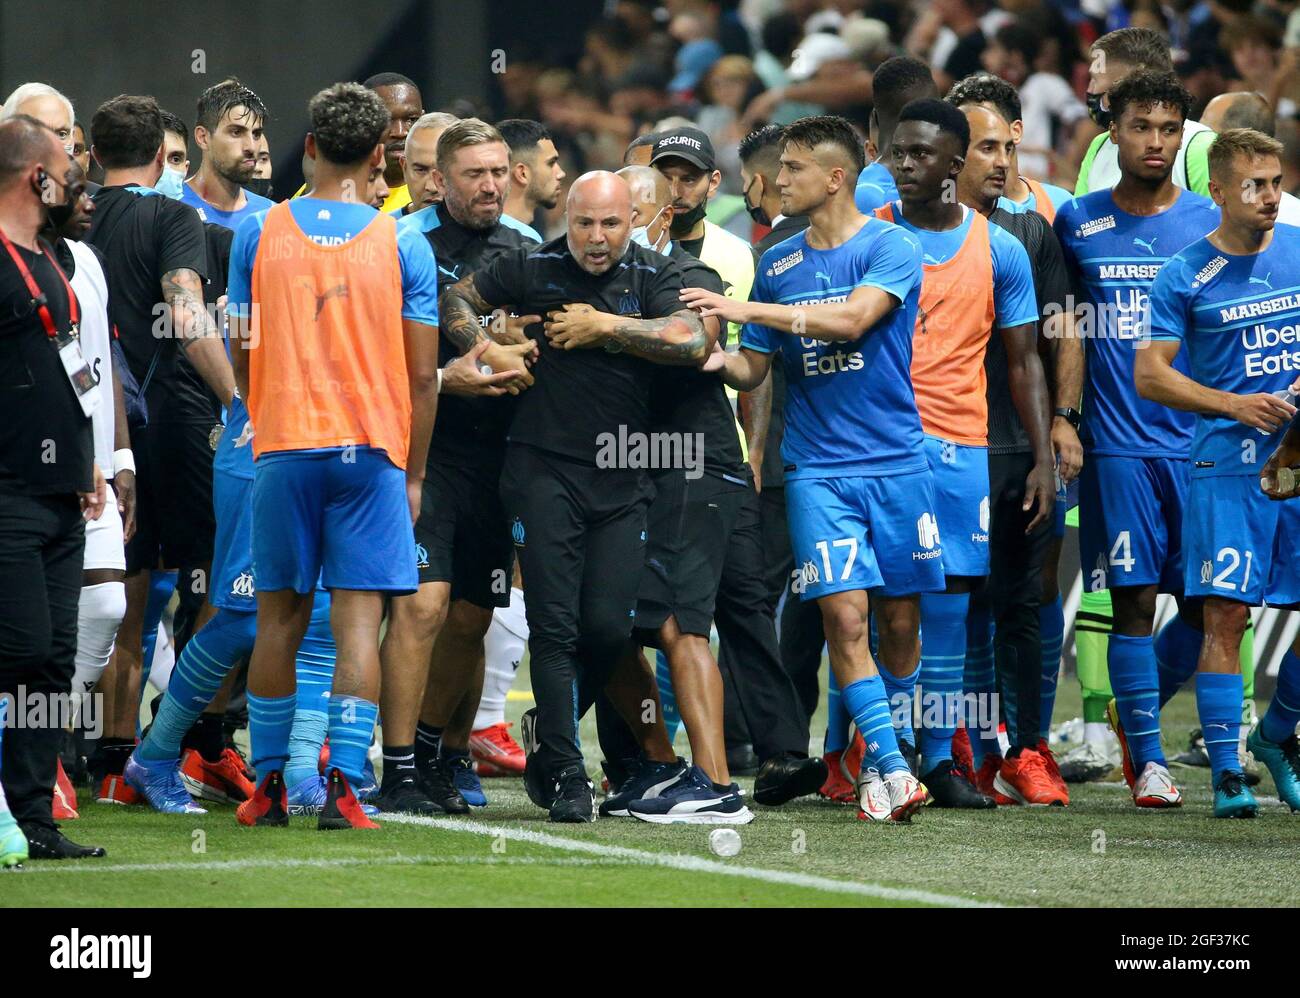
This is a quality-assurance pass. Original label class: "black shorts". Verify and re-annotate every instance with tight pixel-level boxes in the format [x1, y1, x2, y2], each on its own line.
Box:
[126, 419, 219, 574]
[634, 471, 748, 641]
[413, 459, 514, 608]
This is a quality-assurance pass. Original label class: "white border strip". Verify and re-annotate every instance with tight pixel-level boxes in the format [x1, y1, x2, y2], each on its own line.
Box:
[381, 813, 1005, 907]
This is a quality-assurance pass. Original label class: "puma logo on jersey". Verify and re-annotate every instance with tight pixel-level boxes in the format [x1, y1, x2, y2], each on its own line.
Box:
[1249, 272, 1273, 290]
[1133, 236, 1158, 254]
[297, 278, 350, 319]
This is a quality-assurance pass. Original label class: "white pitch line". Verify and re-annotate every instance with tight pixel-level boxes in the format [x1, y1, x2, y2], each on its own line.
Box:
[13, 854, 636, 875]
[381, 813, 1003, 907]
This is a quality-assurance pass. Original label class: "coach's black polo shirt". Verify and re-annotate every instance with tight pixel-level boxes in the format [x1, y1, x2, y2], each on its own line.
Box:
[409, 202, 539, 469]
[472, 237, 689, 465]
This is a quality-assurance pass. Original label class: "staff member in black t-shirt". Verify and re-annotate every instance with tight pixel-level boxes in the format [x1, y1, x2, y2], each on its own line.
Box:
[440, 171, 715, 822]
[0, 116, 107, 861]
[953, 101, 1078, 789]
[85, 95, 235, 801]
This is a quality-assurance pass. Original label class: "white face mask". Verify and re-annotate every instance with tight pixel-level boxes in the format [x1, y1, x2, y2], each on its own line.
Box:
[627, 205, 669, 255]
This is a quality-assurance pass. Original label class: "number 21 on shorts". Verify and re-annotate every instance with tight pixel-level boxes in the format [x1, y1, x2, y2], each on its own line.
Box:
[1201, 546, 1254, 592]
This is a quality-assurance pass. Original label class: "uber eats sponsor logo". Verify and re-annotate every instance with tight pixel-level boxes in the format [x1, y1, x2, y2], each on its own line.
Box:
[1222, 297, 1300, 377]
[1043, 294, 1148, 341]
[790, 297, 864, 376]
[50, 930, 151, 978]
[596, 426, 705, 480]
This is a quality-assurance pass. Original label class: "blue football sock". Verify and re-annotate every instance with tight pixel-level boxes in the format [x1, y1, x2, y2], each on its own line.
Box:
[286, 607, 335, 787]
[880, 660, 919, 748]
[1155, 616, 1201, 707]
[1039, 596, 1064, 740]
[137, 609, 255, 763]
[140, 570, 178, 672]
[824, 670, 850, 754]
[248, 692, 296, 781]
[964, 600, 1000, 766]
[1196, 672, 1243, 781]
[1109, 633, 1165, 771]
[918, 592, 969, 766]
[654, 650, 681, 745]
[327, 695, 379, 787]
[1262, 650, 1300, 745]
[840, 675, 907, 776]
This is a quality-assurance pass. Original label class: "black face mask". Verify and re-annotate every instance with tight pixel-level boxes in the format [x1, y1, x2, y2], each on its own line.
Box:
[743, 177, 770, 227]
[247, 177, 275, 200]
[670, 199, 708, 236]
[38, 170, 82, 231]
[1086, 92, 1113, 129]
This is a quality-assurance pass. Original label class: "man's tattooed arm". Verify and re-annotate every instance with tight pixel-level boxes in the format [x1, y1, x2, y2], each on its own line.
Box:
[607, 309, 711, 364]
[438, 275, 492, 353]
[162, 268, 235, 407]
[545, 305, 714, 365]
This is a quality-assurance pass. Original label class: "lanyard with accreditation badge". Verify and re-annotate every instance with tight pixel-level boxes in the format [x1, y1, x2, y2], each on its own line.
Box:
[0, 225, 100, 418]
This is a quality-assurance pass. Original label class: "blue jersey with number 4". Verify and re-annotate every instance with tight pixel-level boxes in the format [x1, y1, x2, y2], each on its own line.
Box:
[1146, 222, 1300, 478]
[741, 218, 925, 480]
[1054, 189, 1217, 458]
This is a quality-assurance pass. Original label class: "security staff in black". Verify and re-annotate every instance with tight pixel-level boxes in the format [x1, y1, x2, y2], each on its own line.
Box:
[440, 171, 714, 822]
[0, 116, 107, 861]
[374, 119, 541, 818]
[955, 101, 1072, 761]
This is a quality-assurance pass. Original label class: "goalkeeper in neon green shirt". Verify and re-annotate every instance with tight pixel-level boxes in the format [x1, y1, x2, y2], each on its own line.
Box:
[1075, 27, 1215, 198]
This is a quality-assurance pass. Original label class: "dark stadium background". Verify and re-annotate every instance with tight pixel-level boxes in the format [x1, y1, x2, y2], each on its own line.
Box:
[4, 0, 1290, 696]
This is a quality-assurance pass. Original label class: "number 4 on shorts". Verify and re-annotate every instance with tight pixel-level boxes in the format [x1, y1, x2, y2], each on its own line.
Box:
[1109, 531, 1135, 573]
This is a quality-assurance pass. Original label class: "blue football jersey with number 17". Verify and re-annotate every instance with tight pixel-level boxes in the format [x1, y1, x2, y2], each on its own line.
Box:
[740, 218, 926, 481]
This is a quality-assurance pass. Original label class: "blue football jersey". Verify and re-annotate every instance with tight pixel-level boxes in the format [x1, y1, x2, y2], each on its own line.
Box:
[1146, 222, 1300, 478]
[854, 161, 899, 216]
[1055, 189, 1217, 457]
[741, 218, 925, 480]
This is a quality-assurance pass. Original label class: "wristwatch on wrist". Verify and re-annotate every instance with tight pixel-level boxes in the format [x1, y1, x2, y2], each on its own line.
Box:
[1054, 406, 1082, 429]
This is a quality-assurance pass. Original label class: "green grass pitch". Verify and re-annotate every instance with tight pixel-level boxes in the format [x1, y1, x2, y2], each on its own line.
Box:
[4, 670, 1299, 908]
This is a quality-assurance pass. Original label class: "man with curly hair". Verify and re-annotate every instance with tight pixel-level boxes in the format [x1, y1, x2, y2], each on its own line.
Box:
[227, 83, 441, 830]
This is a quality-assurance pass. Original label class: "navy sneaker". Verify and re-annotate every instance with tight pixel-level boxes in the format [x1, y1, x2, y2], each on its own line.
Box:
[446, 754, 488, 807]
[628, 765, 755, 825]
[599, 756, 687, 817]
[549, 765, 595, 823]
[520, 707, 554, 810]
